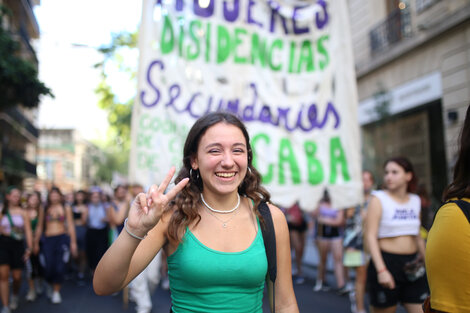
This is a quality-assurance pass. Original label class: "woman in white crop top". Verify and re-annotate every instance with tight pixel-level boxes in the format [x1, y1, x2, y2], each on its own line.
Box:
[365, 157, 427, 313]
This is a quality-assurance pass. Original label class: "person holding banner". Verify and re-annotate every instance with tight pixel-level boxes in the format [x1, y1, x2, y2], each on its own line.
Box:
[365, 157, 427, 313]
[93, 112, 299, 313]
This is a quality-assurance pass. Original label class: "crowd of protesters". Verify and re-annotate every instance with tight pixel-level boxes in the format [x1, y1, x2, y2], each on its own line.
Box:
[0, 105, 470, 313]
[0, 183, 170, 313]
[284, 155, 435, 313]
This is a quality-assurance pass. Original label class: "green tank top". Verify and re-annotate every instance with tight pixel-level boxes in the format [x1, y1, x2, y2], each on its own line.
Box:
[167, 219, 267, 313]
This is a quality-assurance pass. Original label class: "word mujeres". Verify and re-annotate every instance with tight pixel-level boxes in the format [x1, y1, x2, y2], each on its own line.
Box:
[140, 59, 341, 133]
[157, 0, 329, 35]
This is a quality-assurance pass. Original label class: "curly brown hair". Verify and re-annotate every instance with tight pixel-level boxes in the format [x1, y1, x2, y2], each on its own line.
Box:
[165, 112, 271, 242]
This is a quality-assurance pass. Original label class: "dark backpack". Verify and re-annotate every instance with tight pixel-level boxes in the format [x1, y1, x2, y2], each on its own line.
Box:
[430, 199, 470, 229]
[258, 202, 277, 313]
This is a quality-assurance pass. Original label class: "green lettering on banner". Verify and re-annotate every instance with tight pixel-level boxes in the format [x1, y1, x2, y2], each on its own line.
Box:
[304, 141, 323, 184]
[205, 22, 211, 62]
[161, 15, 174, 54]
[187, 20, 201, 60]
[217, 25, 231, 63]
[137, 133, 152, 148]
[233, 27, 248, 64]
[268, 39, 283, 71]
[329, 136, 350, 183]
[178, 17, 185, 57]
[318, 35, 329, 70]
[250, 33, 266, 67]
[137, 151, 159, 171]
[278, 138, 301, 185]
[297, 40, 314, 73]
[288, 41, 296, 73]
[251, 133, 274, 184]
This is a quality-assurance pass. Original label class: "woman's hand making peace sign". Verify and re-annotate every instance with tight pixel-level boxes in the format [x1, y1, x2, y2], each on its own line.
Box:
[126, 167, 189, 238]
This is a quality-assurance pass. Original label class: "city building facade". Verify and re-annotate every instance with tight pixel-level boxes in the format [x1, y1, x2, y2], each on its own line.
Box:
[0, 0, 41, 192]
[36, 129, 103, 194]
[349, 0, 470, 204]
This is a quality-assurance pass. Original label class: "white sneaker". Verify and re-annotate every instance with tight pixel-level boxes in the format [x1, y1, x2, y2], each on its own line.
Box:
[313, 280, 322, 292]
[51, 291, 62, 304]
[9, 294, 18, 310]
[26, 289, 36, 302]
[1, 307, 11, 313]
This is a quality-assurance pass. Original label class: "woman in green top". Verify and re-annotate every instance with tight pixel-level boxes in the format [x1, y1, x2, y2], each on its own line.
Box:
[94, 112, 299, 313]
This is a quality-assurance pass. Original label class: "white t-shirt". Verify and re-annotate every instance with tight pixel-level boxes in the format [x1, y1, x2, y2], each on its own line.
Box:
[373, 190, 421, 239]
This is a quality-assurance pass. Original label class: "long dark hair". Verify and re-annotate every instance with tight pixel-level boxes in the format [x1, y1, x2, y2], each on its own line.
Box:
[46, 186, 65, 209]
[443, 106, 470, 201]
[2, 186, 21, 215]
[167, 112, 271, 242]
[384, 156, 418, 193]
[26, 191, 42, 211]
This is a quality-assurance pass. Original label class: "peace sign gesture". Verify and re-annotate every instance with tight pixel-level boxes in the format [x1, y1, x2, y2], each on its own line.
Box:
[126, 167, 189, 238]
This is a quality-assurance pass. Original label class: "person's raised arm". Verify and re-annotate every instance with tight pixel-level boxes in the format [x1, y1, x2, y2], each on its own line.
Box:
[365, 196, 395, 289]
[93, 167, 188, 295]
[269, 204, 300, 313]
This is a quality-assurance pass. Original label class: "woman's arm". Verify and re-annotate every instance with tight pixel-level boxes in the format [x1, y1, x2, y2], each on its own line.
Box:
[115, 201, 130, 226]
[93, 167, 189, 295]
[269, 204, 299, 313]
[22, 210, 33, 259]
[365, 196, 395, 289]
[33, 207, 44, 254]
[65, 205, 77, 257]
[81, 205, 88, 225]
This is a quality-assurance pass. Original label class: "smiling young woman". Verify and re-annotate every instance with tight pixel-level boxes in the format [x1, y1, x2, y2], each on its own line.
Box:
[93, 112, 299, 313]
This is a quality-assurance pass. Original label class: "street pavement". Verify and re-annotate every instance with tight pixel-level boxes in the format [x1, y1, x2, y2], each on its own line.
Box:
[10, 271, 352, 313]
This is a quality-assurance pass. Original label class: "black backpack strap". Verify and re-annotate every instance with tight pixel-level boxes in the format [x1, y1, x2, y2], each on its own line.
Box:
[258, 201, 276, 313]
[430, 200, 470, 229]
[453, 200, 470, 223]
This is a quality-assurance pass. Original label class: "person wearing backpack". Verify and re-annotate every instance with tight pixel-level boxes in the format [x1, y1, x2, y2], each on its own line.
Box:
[425, 105, 470, 313]
[93, 112, 299, 313]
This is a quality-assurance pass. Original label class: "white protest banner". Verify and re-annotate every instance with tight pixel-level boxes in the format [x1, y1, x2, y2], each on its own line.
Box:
[129, 0, 362, 210]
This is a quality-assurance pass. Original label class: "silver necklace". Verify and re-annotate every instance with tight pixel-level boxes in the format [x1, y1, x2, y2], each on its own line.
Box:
[200, 193, 240, 214]
[205, 206, 239, 228]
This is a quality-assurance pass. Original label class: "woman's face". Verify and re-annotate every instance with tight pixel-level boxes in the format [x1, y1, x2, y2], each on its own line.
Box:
[6, 189, 21, 206]
[384, 161, 411, 192]
[49, 190, 61, 204]
[191, 122, 248, 197]
[27, 193, 40, 208]
[90, 192, 101, 204]
[76, 192, 85, 203]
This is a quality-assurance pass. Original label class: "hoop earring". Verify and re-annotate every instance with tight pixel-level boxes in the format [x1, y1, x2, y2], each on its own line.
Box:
[189, 168, 200, 180]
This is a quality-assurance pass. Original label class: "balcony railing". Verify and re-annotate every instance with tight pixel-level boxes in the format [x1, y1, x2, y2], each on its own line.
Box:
[4, 107, 39, 139]
[0, 147, 37, 177]
[369, 6, 412, 54]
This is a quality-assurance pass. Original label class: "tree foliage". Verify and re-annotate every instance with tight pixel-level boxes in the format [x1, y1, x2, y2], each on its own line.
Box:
[93, 31, 138, 177]
[0, 6, 53, 110]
